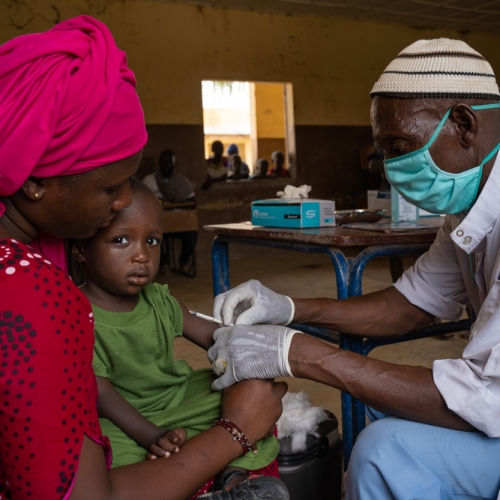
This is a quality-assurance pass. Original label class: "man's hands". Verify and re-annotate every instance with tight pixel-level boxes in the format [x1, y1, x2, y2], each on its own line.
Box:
[214, 280, 295, 326]
[146, 428, 187, 460]
[221, 379, 288, 445]
[207, 325, 299, 390]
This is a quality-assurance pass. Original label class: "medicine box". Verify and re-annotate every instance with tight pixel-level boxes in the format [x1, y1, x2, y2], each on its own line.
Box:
[368, 189, 440, 218]
[367, 190, 391, 212]
[251, 199, 336, 228]
[390, 186, 419, 222]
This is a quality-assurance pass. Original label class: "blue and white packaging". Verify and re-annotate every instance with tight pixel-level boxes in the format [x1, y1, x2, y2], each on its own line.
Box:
[391, 186, 419, 223]
[251, 199, 336, 228]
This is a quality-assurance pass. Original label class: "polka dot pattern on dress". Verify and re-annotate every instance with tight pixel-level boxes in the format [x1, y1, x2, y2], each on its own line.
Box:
[0, 239, 111, 499]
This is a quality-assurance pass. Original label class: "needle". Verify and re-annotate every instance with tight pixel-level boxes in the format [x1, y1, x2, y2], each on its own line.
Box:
[189, 310, 234, 327]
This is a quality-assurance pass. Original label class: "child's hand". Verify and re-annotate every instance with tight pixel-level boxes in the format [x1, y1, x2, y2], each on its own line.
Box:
[146, 428, 187, 460]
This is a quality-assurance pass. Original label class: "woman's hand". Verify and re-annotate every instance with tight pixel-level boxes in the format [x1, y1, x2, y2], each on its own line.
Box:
[221, 379, 288, 446]
[213, 280, 294, 326]
[146, 428, 187, 460]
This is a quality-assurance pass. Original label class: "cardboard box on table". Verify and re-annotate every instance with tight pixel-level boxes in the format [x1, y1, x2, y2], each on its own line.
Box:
[251, 199, 336, 228]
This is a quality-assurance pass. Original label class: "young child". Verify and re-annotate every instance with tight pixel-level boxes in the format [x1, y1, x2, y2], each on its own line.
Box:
[71, 178, 281, 497]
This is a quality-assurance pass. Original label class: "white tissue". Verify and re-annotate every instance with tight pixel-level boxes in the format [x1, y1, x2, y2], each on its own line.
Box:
[276, 184, 312, 200]
[276, 391, 328, 452]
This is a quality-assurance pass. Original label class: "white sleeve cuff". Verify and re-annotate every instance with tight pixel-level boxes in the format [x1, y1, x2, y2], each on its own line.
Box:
[283, 330, 299, 377]
[284, 296, 295, 325]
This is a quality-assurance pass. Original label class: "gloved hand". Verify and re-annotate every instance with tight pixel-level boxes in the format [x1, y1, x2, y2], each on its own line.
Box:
[213, 279, 295, 326]
[208, 325, 299, 391]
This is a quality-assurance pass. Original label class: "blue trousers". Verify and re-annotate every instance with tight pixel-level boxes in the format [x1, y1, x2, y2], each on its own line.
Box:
[345, 409, 500, 500]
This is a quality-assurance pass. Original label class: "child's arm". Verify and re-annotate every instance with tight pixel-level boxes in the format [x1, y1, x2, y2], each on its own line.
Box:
[179, 301, 218, 350]
[96, 376, 186, 458]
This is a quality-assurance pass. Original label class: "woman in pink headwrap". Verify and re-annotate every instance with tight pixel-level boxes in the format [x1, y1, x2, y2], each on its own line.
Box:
[0, 16, 287, 500]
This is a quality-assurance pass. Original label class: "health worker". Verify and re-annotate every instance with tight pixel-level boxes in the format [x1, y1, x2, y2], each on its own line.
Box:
[209, 38, 500, 500]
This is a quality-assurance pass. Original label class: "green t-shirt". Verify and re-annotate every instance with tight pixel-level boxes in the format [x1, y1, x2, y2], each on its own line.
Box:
[92, 283, 279, 469]
[93, 283, 193, 416]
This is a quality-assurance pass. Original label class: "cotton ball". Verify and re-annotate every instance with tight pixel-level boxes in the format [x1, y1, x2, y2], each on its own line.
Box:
[277, 391, 328, 452]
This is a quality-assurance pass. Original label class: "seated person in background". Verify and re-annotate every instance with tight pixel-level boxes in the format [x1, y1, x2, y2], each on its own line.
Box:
[71, 178, 284, 498]
[227, 144, 250, 176]
[143, 149, 195, 202]
[249, 158, 270, 180]
[367, 143, 390, 191]
[227, 155, 249, 180]
[202, 140, 228, 189]
[268, 151, 291, 178]
[143, 150, 196, 275]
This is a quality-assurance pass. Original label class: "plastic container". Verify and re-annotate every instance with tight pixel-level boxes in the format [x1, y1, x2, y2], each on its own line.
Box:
[278, 411, 343, 500]
[391, 186, 419, 222]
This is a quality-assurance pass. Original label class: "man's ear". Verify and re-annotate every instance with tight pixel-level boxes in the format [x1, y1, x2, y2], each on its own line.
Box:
[71, 240, 87, 264]
[21, 177, 47, 201]
[450, 103, 478, 149]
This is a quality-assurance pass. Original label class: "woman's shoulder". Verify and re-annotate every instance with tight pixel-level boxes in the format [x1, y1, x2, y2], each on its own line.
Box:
[0, 238, 90, 309]
[0, 238, 57, 281]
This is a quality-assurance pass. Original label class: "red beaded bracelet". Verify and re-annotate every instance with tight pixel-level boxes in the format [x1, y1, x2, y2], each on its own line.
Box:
[213, 418, 252, 456]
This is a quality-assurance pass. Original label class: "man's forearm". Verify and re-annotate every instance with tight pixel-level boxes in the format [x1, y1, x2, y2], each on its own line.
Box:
[289, 334, 475, 431]
[292, 286, 433, 338]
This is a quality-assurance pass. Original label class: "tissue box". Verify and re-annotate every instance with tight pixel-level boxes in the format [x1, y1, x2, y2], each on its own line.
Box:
[251, 199, 336, 228]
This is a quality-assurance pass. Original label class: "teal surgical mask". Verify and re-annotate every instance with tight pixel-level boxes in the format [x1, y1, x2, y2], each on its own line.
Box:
[384, 102, 500, 214]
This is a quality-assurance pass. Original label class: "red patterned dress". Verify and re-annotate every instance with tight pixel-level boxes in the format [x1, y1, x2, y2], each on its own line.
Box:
[0, 238, 279, 499]
[0, 239, 111, 499]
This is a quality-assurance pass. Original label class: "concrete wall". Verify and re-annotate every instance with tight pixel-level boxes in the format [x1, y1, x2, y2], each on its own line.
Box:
[253, 82, 287, 167]
[3, 0, 500, 259]
[4, 1, 500, 125]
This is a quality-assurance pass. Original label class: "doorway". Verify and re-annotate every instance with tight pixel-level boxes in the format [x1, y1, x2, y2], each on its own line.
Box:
[202, 80, 295, 175]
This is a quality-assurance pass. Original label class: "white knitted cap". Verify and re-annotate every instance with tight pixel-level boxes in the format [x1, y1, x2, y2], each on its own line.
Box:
[371, 38, 500, 99]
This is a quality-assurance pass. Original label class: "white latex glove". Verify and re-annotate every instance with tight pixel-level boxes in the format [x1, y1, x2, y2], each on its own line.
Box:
[213, 279, 295, 326]
[208, 325, 299, 391]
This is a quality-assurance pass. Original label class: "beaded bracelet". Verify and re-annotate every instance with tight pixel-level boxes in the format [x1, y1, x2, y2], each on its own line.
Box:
[213, 418, 252, 456]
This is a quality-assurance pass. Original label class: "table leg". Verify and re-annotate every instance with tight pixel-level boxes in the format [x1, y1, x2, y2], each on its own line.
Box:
[323, 247, 357, 468]
[212, 237, 230, 296]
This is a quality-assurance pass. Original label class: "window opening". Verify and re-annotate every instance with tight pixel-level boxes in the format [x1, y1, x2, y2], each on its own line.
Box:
[202, 80, 295, 176]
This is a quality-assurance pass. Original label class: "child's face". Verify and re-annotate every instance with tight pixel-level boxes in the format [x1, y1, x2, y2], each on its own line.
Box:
[79, 192, 163, 297]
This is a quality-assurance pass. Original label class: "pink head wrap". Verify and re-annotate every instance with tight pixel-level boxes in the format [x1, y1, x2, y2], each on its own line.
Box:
[0, 15, 148, 268]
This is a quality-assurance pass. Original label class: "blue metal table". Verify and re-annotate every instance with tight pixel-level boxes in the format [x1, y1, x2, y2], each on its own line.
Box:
[204, 221, 443, 465]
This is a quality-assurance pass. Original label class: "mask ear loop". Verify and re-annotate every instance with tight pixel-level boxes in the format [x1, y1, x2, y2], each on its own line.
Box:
[427, 101, 500, 151]
[480, 141, 500, 166]
[471, 101, 500, 111]
[383, 108, 453, 167]
[465, 101, 500, 210]
[423, 109, 452, 151]
[475, 102, 500, 166]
